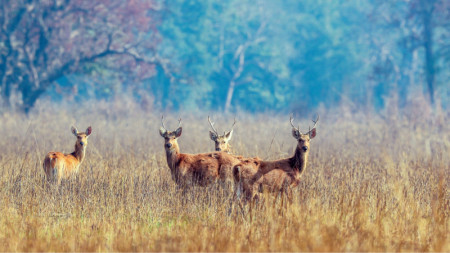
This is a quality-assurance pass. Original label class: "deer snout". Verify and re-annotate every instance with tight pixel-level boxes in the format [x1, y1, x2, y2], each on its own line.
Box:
[166, 143, 172, 148]
[216, 147, 221, 151]
[80, 141, 85, 146]
[302, 146, 308, 152]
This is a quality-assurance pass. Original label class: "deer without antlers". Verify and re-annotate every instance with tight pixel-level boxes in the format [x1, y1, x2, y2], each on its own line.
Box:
[159, 116, 241, 187]
[208, 116, 236, 154]
[233, 115, 319, 202]
[43, 126, 92, 184]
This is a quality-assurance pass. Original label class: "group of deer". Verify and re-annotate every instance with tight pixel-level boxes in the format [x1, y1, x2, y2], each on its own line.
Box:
[43, 115, 318, 204]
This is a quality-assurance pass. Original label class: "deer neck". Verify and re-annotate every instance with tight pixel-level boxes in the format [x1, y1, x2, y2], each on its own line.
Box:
[165, 143, 181, 171]
[226, 144, 233, 154]
[289, 146, 308, 173]
[71, 144, 86, 164]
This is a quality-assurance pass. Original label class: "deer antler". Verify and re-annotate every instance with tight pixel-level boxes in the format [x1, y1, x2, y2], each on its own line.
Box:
[289, 115, 296, 129]
[161, 115, 181, 130]
[229, 117, 237, 132]
[290, 114, 302, 134]
[208, 116, 219, 135]
[306, 114, 319, 136]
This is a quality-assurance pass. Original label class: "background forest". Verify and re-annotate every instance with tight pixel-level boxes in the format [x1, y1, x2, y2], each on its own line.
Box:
[0, 1, 449, 251]
[1, 0, 449, 114]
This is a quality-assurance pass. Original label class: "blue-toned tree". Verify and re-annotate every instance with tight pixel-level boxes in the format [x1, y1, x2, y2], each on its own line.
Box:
[0, 0, 162, 112]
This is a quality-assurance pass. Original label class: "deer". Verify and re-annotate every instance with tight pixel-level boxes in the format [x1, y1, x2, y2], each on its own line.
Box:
[43, 126, 92, 184]
[159, 116, 242, 188]
[233, 115, 319, 204]
[208, 116, 236, 154]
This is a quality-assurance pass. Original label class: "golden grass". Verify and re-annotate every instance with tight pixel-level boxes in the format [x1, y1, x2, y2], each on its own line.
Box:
[0, 100, 448, 251]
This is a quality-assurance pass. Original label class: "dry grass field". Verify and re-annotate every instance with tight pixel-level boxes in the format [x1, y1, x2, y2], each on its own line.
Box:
[0, 99, 448, 251]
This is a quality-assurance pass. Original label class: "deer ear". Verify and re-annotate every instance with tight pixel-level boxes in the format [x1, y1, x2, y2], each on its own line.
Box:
[71, 126, 78, 136]
[292, 128, 300, 139]
[85, 126, 92, 136]
[175, 127, 182, 138]
[310, 128, 317, 139]
[224, 130, 233, 141]
[159, 127, 167, 137]
[209, 131, 217, 141]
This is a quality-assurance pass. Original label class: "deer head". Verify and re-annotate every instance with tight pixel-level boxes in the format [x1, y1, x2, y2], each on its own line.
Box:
[71, 126, 92, 149]
[208, 116, 236, 153]
[159, 116, 182, 152]
[290, 114, 319, 153]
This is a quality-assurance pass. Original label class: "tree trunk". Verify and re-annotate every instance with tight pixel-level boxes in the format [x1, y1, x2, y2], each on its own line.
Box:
[224, 80, 236, 114]
[224, 46, 245, 113]
[0, 82, 12, 109]
[19, 79, 47, 114]
[21, 88, 46, 114]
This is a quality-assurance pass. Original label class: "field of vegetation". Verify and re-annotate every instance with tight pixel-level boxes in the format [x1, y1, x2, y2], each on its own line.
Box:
[0, 99, 448, 251]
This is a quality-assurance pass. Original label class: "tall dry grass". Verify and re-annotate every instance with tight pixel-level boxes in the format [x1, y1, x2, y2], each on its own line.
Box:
[0, 99, 448, 251]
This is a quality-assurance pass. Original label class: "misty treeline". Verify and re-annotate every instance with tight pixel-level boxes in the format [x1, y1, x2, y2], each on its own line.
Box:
[0, 0, 449, 113]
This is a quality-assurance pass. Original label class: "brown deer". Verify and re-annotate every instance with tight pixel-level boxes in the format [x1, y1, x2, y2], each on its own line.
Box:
[233, 115, 318, 203]
[159, 116, 242, 187]
[208, 116, 236, 154]
[43, 126, 92, 184]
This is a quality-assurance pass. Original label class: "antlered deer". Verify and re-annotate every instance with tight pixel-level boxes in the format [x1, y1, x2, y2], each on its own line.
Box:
[159, 116, 242, 187]
[208, 116, 236, 154]
[233, 115, 318, 203]
[43, 126, 92, 184]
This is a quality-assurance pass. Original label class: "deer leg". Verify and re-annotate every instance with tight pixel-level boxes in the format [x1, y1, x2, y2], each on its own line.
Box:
[231, 185, 247, 223]
[249, 196, 254, 223]
[230, 180, 243, 217]
[229, 192, 237, 218]
[177, 184, 188, 206]
[237, 198, 247, 222]
[244, 184, 254, 223]
[287, 188, 293, 206]
[272, 189, 280, 210]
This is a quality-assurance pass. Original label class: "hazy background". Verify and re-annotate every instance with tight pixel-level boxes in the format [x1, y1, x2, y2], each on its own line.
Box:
[0, 0, 449, 115]
[0, 1, 449, 251]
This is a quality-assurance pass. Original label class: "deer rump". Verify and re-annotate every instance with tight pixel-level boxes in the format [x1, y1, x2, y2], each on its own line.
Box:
[43, 152, 80, 180]
[233, 158, 302, 200]
[172, 152, 239, 187]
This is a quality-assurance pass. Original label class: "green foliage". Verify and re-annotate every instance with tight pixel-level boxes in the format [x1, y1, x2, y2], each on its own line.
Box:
[1, 0, 449, 113]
